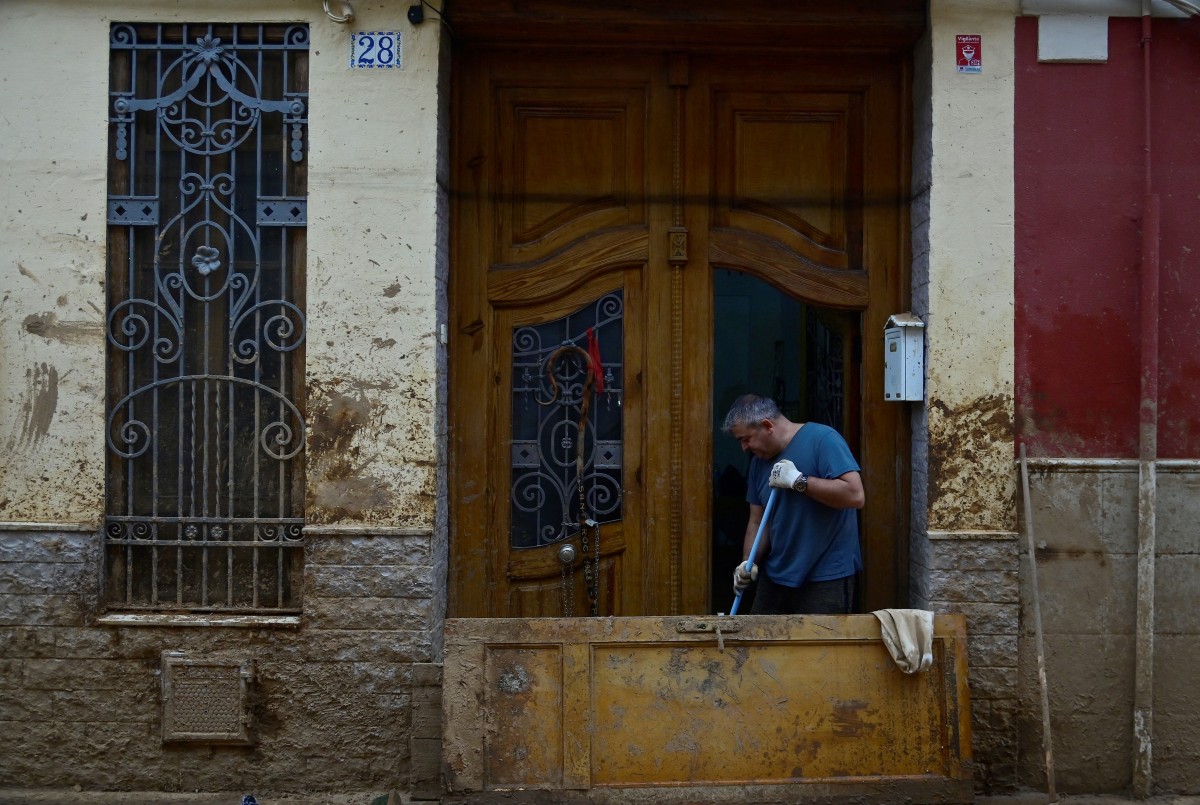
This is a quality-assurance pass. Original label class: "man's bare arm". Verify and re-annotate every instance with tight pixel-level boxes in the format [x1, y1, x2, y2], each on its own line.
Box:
[741, 503, 769, 563]
[804, 470, 865, 510]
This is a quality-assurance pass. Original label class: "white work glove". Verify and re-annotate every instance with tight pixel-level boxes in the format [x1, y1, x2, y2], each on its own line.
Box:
[732, 561, 758, 595]
[769, 459, 805, 491]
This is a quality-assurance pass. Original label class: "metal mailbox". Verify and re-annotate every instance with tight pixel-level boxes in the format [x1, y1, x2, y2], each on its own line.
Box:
[884, 312, 925, 401]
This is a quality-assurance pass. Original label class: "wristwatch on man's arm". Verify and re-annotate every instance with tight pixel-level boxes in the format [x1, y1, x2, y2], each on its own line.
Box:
[768, 459, 808, 494]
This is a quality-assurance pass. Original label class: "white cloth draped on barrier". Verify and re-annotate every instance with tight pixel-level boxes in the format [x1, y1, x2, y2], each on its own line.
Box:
[872, 608, 935, 674]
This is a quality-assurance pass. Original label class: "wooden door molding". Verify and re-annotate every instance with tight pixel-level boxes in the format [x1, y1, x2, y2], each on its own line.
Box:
[450, 51, 671, 617]
[685, 54, 910, 611]
[445, 1, 926, 51]
[451, 47, 912, 617]
[487, 230, 649, 307]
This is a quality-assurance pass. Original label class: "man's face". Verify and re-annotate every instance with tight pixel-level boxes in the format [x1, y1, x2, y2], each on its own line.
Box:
[729, 420, 780, 461]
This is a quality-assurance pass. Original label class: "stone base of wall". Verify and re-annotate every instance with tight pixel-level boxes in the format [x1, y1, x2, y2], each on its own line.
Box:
[910, 530, 1020, 793]
[409, 663, 443, 800]
[0, 529, 444, 795]
[1015, 464, 1200, 797]
[911, 463, 1200, 797]
[0, 790, 393, 804]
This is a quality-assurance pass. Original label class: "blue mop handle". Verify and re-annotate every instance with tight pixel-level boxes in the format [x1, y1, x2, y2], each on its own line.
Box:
[729, 486, 779, 616]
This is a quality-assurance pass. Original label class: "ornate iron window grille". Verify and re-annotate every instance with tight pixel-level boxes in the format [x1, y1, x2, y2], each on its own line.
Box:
[104, 23, 309, 613]
[511, 292, 624, 549]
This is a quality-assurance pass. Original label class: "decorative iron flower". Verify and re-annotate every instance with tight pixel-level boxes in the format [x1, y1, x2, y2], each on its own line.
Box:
[191, 34, 224, 64]
[192, 245, 221, 275]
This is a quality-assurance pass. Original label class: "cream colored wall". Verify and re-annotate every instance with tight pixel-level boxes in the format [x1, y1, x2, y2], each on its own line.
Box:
[925, 0, 1019, 534]
[0, 1, 444, 530]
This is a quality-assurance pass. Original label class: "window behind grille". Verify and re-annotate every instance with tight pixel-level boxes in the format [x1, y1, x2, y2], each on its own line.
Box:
[104, 23, 308, 613]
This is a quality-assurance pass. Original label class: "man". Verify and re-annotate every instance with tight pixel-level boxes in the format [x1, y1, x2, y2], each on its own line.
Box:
[723, 394, 865, 614]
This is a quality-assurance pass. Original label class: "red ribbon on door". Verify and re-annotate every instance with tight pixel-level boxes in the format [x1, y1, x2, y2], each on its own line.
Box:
[586, 327, 605, 393]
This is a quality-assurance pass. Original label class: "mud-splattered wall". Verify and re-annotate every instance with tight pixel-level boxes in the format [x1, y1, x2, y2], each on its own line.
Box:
[1012, 13, 1200, 796]
[304, 13, 444, 526]
[0, 0, 108, 523]
[1016, 464, 1200, 793]
[0, 0, 450, 796]
[923, 0, 1017, 537]
[912, 0, 1021, 792]
[0, 0, 444, 530]
[0, 527, 444, 793]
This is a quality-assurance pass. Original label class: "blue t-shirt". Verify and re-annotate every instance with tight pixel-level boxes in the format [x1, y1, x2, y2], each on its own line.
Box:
[746, 422, 862, 588]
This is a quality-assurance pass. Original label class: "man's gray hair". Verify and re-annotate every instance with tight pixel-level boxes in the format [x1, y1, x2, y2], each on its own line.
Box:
[721, 394, 782, 432]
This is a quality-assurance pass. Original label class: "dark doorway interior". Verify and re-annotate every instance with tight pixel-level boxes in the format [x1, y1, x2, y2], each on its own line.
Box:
[710, 268, 862, 614]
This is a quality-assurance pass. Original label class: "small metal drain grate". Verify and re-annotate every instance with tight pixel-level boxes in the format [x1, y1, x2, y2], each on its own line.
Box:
[161, 651, 253, 744]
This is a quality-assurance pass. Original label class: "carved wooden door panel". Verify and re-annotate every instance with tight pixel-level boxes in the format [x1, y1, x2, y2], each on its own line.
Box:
[450, 50, 908, 617]
[451, 53, 667, 617]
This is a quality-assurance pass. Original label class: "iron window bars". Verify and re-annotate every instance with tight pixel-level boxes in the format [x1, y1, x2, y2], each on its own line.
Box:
[104, 23, 308, 612]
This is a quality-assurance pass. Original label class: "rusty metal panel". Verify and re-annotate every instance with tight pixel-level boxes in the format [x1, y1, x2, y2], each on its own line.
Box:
[484, 646, 564, 786]
[443, 614, 972, 803]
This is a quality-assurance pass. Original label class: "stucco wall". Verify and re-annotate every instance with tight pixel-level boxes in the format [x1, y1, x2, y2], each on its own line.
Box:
[1013, 13, 1200, 796]
[925, 0, 1018, 536]
[0, 0, 443, 529]
[0, 2, 108, 524]
[0, 0, 448, 794]
[915, 0, 1021, 792]
[1015, 16, 1200, 460]
[921, 6, 1200, 795]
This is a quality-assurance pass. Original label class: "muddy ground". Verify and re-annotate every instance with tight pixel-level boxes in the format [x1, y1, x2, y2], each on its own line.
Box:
[1, 790, 1199, 805]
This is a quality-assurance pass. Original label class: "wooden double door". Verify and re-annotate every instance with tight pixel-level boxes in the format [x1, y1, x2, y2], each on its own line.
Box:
[449, 48, 910, 618]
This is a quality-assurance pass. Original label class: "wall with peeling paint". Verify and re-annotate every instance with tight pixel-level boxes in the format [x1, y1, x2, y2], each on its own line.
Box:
[0, 0, 109, 525]
[1015, 17, 1200, 460]
[912, 0, 1022, 791]
[0, 0, 444, 531]
[1012, 12, 1200, 797]
[924, 0, 1018, 537]
[0, 0, 450, 796]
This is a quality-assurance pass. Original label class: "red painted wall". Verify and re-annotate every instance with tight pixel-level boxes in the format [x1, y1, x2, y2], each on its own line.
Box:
[1015, 16, 1200, 458]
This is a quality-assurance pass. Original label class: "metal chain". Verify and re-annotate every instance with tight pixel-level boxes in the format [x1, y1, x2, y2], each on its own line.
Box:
[589, 518, 600, 616]
[579, 452, 600, 617]
[545, 343, 602, 617]
[561, 557, 572, 617]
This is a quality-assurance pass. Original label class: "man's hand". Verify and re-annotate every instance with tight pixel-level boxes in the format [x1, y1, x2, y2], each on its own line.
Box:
[769, 459, 806, 491]
[732, 561, 758, 595]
